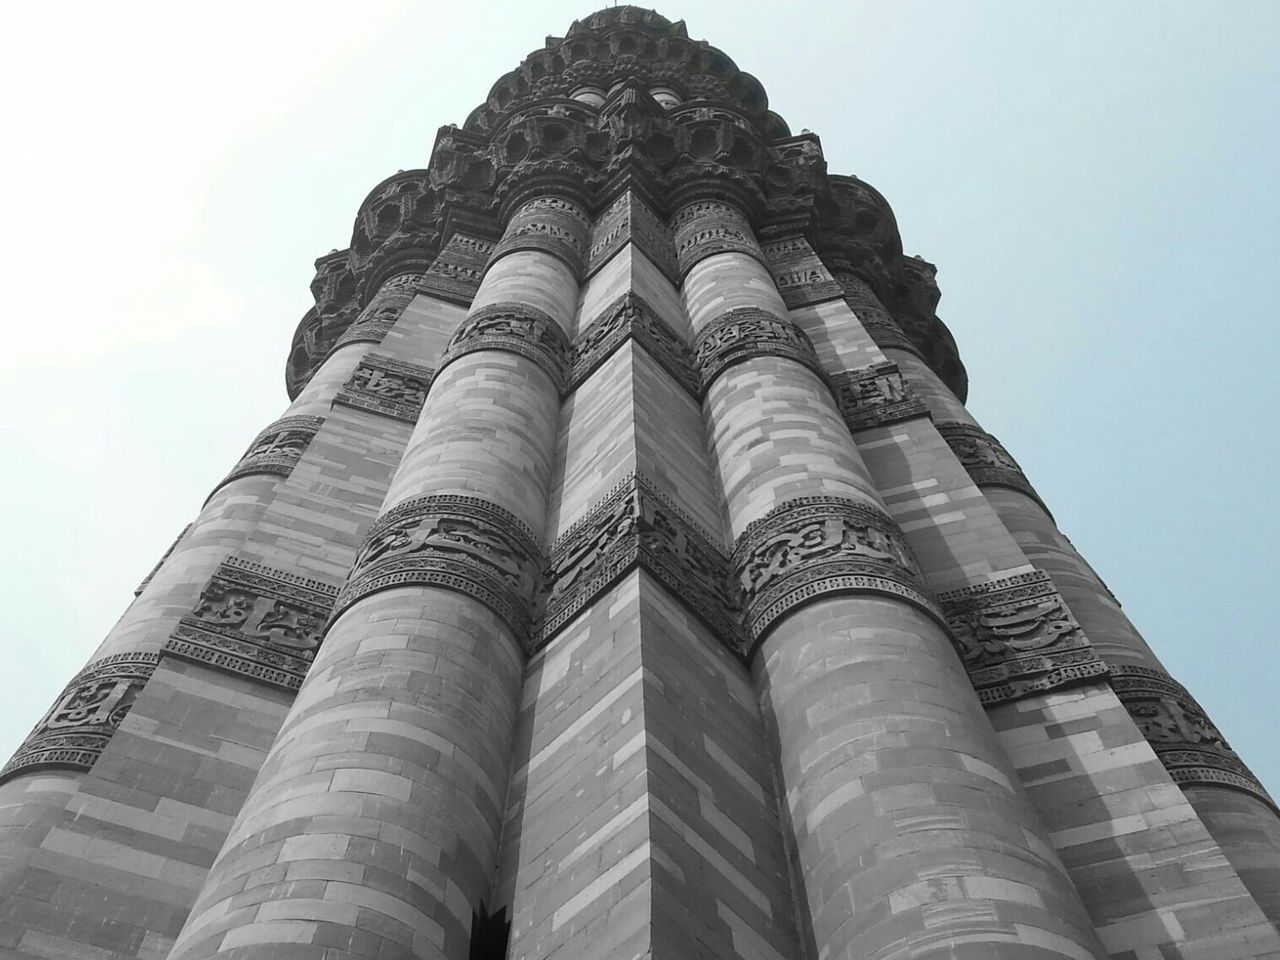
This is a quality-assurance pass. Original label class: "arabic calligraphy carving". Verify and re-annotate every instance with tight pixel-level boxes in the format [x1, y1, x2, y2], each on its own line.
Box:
[418, 233, 496, 305]
[760, 236, 843, 309]
[692, 307, 826, 395]
[586, 192, 679, 285]
[492, 196, 591, 277]
[333, 271, 423, 350]
[829, 361, 929, 432]
[439, 302, 571, 394]
[935, 421, 1048, 514]
[939, 571, 1107, 704]
[671, 200, 765, 277]
[570, 292, 698, 396]
[335, 354, 435, 423]
[210, 415, 325, 500]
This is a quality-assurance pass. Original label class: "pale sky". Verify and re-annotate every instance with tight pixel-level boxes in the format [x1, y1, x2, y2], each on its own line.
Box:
[1, 1, 1276, 797]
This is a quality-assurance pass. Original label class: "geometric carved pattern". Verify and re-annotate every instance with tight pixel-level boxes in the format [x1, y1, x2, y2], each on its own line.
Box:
[935, 421, 1049, 515]
[418, 233, 496, 306]
[830, 361, 930, 432]
[570, 292, 698, 397]
[692, 307, 826, 396]
[537, 473, 741, 655]
[586, 191, 679, 286]
[439, 302, 572, 394]
[732, 496, 938, 654]
[760, 236, 844, 310]
[335, 354, 435, 424]
[1110, 664, 1275, 809]
[162, 557, 339, 691]
[0, 651, 160, 782]
[492, 196, 590, 278]
[938, 571, 1109, 705]
[210, 415, 325, 500]
[672, 200, 765, 278]
[335, 494, 543, 649]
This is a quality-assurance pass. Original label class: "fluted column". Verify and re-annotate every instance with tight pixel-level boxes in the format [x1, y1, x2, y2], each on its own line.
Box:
[675, 197, 1105, 960]
[167, 194, 584, 960]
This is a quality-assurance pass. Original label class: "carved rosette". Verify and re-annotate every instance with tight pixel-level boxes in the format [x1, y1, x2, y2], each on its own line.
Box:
[538, 474, 740, 654]
[0, 652, 160, 782]
[733, 497, 938, 651]
[210, 415, 325, 499]
[830, 361, 929, 432]
[491, 196, 591, 277]
[671, 200, 766, 277]
[834, 272, 919, 355]
[335, 354, 435, 424]
[935, 421, 1049, 515]
[333, 272, 423, 351]
[692, 307, 826, 395]
[938, 571, 1108, 705]
[1110, 664, 1275, 808]
[418, 233, 496, 306]
[760, 237, 844, 309]
[439, 302, 571, 394]
[570, 292, 697, 396]
[162, 558, 339, 691]
[586, 192, 679, 285]
[335, 495, 542, 648]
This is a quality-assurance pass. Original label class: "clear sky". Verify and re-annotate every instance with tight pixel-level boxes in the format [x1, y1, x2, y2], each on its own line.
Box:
[1, 1, 1276, 797]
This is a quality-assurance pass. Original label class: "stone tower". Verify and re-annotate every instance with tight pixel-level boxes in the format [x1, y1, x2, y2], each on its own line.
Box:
[1, 7, 1277, 960]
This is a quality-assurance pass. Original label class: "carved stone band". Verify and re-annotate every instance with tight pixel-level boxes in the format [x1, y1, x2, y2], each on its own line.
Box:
[938, 571, 1108, 705]
[162, 557, 340, 691]
[209, 415, 325, 501]
[571, 292, 698, 397]
[0, 652, 160, 782]
[335, 354, 436, 424]
[732, 496, 938, 652]
[830, 362, 930, 432]
[834, 273, 920, 356]
[333, 271, 422, 351]
[760, 237, 844, 310]
[692, 307, 826, 396]
[935, 421, 1049, 516]
[418, 233, 495, 306]
[439, 302, 572, 394]
[491, 196, 591, 278]
[538, 473, 741, 655]
[586, 192, 679, 286]
[1110, 663, 1275, 809]
[671, 200, 767, 278]
[335, 494, 542, 648]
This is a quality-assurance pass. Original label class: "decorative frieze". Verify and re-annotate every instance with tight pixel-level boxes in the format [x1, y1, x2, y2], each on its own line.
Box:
[336, 495, 542, 648]
[938, 571, 1108, 705]
[439, 302, 571, 393]
[692, 307, 826, 394]
[538, 473, 740, 654]
[570, 292, 698, 396]
[135, 522, 192, 596]
[0, 652, 160, 781]
[732, 497, 938, 651]
[491, 196, 590, 277]
[333, 272, 423, 350]
[829, 361, 929, 432]
[760, 236, 844, 309]
[935, 421, 1049, 514]
[834, 272, 919, 355]
[335, 354, 435, 424]
[418, 233, 495, 305]
[586, 192, 679, 285]
[1110, 664, 1275, 808]
[162, 557, 339, 690]
[671, 200, 765, 277]
[210, 415, 325, 499]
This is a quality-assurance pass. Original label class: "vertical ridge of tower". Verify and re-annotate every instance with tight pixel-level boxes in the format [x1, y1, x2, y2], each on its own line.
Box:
[1, 7, 1277, 960]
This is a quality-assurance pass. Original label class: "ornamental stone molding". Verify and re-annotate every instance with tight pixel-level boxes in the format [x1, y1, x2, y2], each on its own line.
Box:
[537, 473, 741, 654]
[935, 421, 1050, 515]
[332, 271, 424, 352]
[570, 292, 697, 396]
[439, 301, 572, 393]
[1110, 664, 1275, 808]
[417, 232, 496, 305]
[760, 236, 844, 310]
[832, 271, 919, 356]
[0, 652, 160, 782]
[209, 415, 325, 500]
[671, 200, 765, 277]
[335, 354, 436, 424]
[491, 196, 591, 277]
[586, 191, 679, 285]
[335, 495, 543, 649]
[830, 361, 930, 432]
[732, 496, 938, 652]
[692, 307, 825, 395]
[938, 571, 1108, 705]
[162, 558, 339, 691]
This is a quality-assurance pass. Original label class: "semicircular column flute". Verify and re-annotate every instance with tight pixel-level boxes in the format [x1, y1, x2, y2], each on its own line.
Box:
[676, 197, 1106, 960]
[167, 196, 583, 960]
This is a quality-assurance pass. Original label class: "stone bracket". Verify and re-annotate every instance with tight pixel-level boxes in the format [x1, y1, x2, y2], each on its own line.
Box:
[334, 353, 435, 424]
[162, 557, 339, 691]
[208, 414, 325, 501]
[570, 292, 698, 397]
[938, 571, 1108, 705]
[830, 361, 930, 432]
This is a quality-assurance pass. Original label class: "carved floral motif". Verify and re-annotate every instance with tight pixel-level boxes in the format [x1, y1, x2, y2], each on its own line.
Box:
[1110, 664, 1274, 807]
[732, 497, 936, 650]
[692, 307, 825, 394]
[439, 302, 571, 393]
[830, 361, 929, 432]
[163, 558, 339, 690]
[210, 415, 325, 499]
[0, 652, 160, 781]
[335, 354, 435, 423]
[935, 421, 1048, 514]
[939, 571, 1107, 704]
[570, 292, 697, 396]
